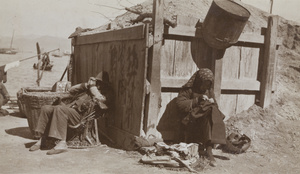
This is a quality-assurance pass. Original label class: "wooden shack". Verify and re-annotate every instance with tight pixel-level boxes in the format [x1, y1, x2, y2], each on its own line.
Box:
[69, 0, 281, 148]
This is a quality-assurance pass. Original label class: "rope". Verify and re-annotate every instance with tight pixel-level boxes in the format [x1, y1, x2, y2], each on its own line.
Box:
[20, 48, 59, 62]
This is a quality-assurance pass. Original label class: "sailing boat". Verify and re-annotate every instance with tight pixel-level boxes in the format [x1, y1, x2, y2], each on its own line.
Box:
[0, 30, 18, 54]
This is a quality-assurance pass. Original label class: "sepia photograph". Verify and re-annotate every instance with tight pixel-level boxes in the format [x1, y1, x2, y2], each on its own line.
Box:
[0, 0, 299, 173]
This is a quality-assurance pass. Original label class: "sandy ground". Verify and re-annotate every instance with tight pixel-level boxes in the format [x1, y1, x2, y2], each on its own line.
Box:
[0, 115, 160, 174]
[1, 107, 299, 174]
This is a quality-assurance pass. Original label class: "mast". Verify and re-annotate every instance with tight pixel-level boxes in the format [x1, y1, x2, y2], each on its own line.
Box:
[270, 0, 273, 14]
[10, 30, 15, 50]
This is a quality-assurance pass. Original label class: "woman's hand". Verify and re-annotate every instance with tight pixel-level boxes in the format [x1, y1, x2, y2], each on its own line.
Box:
[202, 95, 209, 101]
[200, 95, 214, 103]
[207, 98, 214, 103]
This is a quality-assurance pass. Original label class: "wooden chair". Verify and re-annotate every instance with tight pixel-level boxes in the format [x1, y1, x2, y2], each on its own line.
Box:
[67, 105, 105, 148]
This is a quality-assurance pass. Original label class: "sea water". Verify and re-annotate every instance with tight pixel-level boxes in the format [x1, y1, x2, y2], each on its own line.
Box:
[0, 51, 70, 97]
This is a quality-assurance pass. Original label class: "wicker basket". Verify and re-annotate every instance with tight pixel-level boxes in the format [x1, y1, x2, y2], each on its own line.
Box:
[17, 87, 70, 138]
[17, 87, 52, 117]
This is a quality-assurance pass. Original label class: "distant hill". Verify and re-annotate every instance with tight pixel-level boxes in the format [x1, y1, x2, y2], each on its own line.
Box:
[0, 35, 71, 52]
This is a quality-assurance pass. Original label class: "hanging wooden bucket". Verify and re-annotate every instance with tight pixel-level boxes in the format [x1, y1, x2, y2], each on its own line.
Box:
[17, 87, 70, 138]
[202, 0, 251, 49]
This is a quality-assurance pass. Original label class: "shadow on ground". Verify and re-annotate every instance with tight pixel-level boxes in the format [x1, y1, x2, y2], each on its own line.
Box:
[5, 127, 34, 140]
[9, 111, 26, 118]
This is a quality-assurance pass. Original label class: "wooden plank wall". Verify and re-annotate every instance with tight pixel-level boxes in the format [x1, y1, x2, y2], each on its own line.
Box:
[158, 39, 198, 139]
[160, 39, 262, 119]
[72, 25, 148, 142]
[219, 46, 260, 116]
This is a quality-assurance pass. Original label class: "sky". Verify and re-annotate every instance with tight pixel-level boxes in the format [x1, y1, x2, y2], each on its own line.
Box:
[0, 0, 145, 38]
[241, 0, 300, 22]
[1, 0, 300, 39]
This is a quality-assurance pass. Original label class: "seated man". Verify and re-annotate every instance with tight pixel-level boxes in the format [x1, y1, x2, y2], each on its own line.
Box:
[41, 52, 50, 67]
[0, 69, 10, 116]
[29, 71, 114, 155]
[0, 82, 10, 116]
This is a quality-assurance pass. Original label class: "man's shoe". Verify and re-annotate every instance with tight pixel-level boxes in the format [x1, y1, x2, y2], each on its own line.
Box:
[46, 140, 67, 155]
[29, 144, 41, 151]
[29, 138, 42, 151]
[46, 149, 67, 155]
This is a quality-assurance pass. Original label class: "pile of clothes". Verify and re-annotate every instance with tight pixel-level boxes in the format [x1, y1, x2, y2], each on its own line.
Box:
[138, 141, 199, 172]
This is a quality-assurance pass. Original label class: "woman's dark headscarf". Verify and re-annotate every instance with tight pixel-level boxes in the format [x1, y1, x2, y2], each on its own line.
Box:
[182, 68, 214, 93]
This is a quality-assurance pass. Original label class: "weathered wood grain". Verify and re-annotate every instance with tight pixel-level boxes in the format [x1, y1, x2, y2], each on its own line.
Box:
[145, 0, 164, 137]
[74, 24, 145, 45]
[73, 25, 148, 137]
[260, 16, 279, 108]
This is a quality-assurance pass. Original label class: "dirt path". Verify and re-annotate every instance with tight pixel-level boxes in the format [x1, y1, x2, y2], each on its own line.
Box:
[0, 113, 179, 174]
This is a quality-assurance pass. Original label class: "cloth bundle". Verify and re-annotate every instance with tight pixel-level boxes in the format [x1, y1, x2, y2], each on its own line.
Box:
[140, 142, 199, 172]
[219, 132, 251, 154]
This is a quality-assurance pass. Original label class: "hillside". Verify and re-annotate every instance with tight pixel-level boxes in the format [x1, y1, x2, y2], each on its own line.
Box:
[0, 35, 71, 52]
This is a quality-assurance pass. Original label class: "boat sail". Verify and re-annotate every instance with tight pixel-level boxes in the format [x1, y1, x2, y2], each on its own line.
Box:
[0, 30, 18, 54]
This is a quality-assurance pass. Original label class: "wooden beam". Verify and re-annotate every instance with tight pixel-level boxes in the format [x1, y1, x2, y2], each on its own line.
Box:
[161, 77, 189, 88]
[163, 33, 197, 42]
[36, 42, 41, 87]
[211, 49, 225, 105]
[165, 25, 282, 47]
[145, 0, 164, 137]
[222, 80, 260, 91]
[161, 78, 263, 91]
[74, 24, 145, 45]
[167, 25, 198, 36]
[260, 16, 279, 108]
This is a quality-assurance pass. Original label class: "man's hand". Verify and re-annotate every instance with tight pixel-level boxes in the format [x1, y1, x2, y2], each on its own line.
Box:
[93, 97, 108, 110]
[87, 77, 96, 87]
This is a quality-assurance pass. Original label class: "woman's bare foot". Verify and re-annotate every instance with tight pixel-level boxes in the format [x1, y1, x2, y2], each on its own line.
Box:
[206, 145, 217, 167]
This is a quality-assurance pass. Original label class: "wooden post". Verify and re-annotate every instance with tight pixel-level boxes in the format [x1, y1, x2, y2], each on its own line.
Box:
[36, 42, 41, 86]
[211, 48, 225, 105]
[260, 15, 278, 108]
[145, 0, 164, 137]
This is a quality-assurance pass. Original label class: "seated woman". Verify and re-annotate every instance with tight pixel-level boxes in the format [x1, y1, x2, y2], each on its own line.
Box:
[29, 71, 114, 155]
[176, 68, 226, 167]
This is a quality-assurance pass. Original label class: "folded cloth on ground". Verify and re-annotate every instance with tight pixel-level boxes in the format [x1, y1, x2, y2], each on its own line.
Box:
[155, 142, 199, 160]
[134, 136, 163, 149]
[140, 154, 180, 167]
